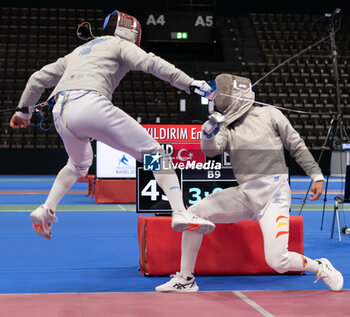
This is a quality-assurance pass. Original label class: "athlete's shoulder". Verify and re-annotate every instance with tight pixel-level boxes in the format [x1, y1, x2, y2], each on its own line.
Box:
[84, 36, 119, 47]
[249, 106, 284, 126]
[72, 36, 119, 56]
[255, 105, 283, 116]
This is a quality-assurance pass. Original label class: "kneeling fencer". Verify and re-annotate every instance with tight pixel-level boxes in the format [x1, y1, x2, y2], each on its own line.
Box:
[9, 10, 215, 239]
[156, 74, 344, 292]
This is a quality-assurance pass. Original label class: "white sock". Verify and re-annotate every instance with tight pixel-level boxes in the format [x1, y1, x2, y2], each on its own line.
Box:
[180, 231, 203, 278]
[44, 165, 78, 211]
[288, 252, 320, 274]
[153, 171, 186, 212]
[305, 257, 321, 274]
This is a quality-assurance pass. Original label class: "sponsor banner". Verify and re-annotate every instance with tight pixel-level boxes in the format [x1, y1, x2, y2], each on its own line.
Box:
[96, 141, 136, 178]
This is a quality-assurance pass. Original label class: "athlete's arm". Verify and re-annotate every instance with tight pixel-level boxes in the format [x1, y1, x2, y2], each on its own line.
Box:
[201, 122, 228, 158]
[309, 180, 324, 201]
[272, 108, 324, 183]
[9, 115, 30, 129]
[15, 57, 68, 121]
[119, 41, 193, 93]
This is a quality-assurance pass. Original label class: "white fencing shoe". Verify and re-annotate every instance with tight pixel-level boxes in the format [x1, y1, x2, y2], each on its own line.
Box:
[314, 258, 344, 291]
[171, 210, 215, 234]
[30, 205, 57, 240]
[156, 273, 199, 292]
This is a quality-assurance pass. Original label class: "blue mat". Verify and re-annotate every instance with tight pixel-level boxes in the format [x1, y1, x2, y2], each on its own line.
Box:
[0, 176, 349, 294]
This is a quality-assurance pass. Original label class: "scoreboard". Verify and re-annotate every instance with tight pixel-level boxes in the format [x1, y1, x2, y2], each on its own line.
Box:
[137, 124, 237, 213]
[137, 167, 236, 213]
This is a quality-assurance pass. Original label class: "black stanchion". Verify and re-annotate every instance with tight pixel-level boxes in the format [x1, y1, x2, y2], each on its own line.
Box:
[299, 9, 350, 227]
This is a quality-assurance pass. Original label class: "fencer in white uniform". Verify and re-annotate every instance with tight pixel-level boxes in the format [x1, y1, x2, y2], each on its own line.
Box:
[9, 10, 215, 239]
[156, 74, 344, 292]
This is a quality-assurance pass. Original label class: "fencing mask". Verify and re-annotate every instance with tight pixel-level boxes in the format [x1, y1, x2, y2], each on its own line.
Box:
[102, 10, 142, 46]
[214, 74, 255, 125]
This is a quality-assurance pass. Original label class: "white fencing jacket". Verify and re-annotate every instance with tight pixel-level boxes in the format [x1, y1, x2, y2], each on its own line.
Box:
[202, 105, 324, 188]
[16, 36, 194, 120]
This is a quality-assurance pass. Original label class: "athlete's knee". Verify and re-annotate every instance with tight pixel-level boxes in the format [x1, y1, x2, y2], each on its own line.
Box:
[67, 158, 92, 178]
[188, 205, 198, 215]
[188, 204, 208, 220]
[144, 144, 173, 159]
[265, 252, 290, 273]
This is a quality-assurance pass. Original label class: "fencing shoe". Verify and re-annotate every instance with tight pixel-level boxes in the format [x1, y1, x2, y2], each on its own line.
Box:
[156, 273, 199, 292]
[30, 205, 57, 240]
[171, 210, 215, 234]
[314, 258, 344, 291]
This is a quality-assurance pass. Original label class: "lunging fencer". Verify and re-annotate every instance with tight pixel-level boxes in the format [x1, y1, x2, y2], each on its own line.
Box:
[9, 10, 215, 239]
[156, 74, 344, 292]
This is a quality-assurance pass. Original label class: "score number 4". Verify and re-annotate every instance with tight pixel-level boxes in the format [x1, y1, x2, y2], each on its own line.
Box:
[141, 180, 168, 201]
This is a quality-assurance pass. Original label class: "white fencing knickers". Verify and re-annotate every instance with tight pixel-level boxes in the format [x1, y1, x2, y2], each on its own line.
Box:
[52, 90, 161, 166]
[183, 175, 308, 274]
[51, 89, 186, 212]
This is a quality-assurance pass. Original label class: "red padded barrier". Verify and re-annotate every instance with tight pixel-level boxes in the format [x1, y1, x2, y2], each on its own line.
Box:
[77, 174, 89, 182]
[138, 216, 304, 276]
[77, 174, 95, 196]
[94, 179, 136, 203]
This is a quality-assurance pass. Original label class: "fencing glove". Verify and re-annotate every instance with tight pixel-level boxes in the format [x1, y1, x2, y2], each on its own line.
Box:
[190, 80, 213, 97]
[202, 112, 226, 139]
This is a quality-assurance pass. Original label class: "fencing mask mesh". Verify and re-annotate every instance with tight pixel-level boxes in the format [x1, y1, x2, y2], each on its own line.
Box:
[214, 74, 255, 125]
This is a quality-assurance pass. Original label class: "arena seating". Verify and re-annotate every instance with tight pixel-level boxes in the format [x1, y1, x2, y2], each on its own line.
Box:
[0, 7, 349, 150]
[246, 12, 350, 150]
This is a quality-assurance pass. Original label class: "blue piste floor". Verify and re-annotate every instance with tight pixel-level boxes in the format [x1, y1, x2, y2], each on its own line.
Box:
[0, 175, 349, 294]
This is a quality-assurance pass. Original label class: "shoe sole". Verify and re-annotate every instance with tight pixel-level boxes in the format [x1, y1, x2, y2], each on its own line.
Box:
[32, 225, 52, 239]
[172, 222, 215, 234]
[30, 213, 52, 240]
[155, 286, 199, 292]
[333, 272, 344, 292]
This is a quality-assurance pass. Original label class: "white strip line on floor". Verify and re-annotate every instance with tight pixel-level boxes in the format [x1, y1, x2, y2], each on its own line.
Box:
[0, 209, 136, 212]
[233, 291, 274, 317]
[291, 178, 345, 182]
[117, 204, 127, 211]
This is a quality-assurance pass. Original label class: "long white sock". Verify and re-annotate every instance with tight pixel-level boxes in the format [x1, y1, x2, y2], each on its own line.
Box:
[288, 252, 320, 274]
[180, 231, 203, 278]
[302, 255, 321, 274]
[44, 165, 78, 211]
[153, 170, 186, 212]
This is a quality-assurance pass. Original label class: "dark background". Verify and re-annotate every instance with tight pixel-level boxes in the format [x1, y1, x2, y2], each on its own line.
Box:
[0, 1, 347, 174]
[2, 0, 349, 14]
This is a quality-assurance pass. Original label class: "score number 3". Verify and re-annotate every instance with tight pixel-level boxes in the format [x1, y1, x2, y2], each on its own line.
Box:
[188, 187, 223, 205]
